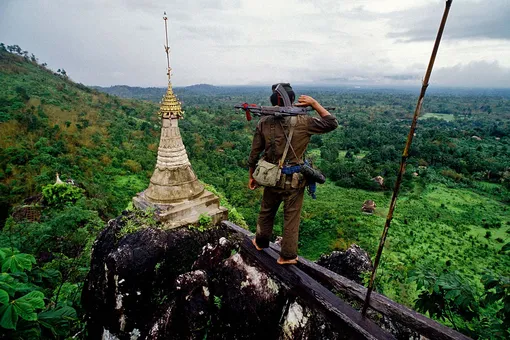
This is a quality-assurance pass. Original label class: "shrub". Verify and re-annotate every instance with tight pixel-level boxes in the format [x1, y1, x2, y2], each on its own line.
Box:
[198, 214, 212, 228]
[42, 184, 84, 206]
[481, 218, 502, 229]
[123, 159, 142, 173]
[441, 169, 464, 182]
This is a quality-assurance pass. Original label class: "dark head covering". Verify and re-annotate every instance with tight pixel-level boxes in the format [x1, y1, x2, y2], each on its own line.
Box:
[270, 83, 295, 106]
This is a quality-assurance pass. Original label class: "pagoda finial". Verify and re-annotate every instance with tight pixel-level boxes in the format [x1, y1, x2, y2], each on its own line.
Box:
[163, 12, 171, 82]
[159, 12, 183, 119]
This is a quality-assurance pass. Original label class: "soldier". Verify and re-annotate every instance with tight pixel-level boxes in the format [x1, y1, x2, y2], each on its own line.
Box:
[248, 83, 338, 264]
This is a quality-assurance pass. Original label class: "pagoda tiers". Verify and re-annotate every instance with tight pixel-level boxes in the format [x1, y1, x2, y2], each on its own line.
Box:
[144, 84, 204, 202]
[133, 81, 227, 227]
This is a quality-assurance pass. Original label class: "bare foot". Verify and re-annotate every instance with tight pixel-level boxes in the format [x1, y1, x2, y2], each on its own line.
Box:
[252, 238, 263, 251]
[277, 256, 298, 265]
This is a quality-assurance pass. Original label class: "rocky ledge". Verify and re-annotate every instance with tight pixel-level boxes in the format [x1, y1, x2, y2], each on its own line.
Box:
[316, 244, 373, 284]
[82, 210, 387, 339]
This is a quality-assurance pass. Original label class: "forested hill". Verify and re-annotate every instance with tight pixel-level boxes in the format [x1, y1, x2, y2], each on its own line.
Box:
[0, 45, 161, 224]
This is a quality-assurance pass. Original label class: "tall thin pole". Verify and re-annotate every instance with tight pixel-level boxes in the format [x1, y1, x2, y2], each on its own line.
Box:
[163, 12, 171, 82]
[362, 0, 453, 316]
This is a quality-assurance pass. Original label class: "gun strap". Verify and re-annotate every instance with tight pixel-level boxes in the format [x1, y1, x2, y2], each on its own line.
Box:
[270, 118, 276, 164]
[279, 116, 297, 168]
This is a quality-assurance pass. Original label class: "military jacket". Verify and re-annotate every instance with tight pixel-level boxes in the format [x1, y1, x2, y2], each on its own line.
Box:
[248, 114, 338, 168]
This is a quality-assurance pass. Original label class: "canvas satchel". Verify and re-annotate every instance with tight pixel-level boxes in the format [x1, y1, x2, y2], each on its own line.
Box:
[253, 159, 281, 187]
[253, 117, 297, 187]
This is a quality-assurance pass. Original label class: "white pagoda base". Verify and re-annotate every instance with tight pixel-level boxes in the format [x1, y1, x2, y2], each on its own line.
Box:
[133, 189, 228, 229]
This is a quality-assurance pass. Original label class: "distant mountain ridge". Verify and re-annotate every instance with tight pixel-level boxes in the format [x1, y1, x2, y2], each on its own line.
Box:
[91, 85, 165, 102]
[94, 84, 510, 103]
[93, 83, 226, 102]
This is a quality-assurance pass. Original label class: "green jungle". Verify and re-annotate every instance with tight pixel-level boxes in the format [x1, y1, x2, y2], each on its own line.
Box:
[0, 44, 509, 339]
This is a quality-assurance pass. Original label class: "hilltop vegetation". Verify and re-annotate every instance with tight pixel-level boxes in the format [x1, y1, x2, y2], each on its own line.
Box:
[1, 43, 509, 338]
[0, 45, 163, 338]
[0, 44, 161, 222]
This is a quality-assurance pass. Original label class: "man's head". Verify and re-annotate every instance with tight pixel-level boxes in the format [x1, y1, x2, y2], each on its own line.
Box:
[270, 83, 295, 106]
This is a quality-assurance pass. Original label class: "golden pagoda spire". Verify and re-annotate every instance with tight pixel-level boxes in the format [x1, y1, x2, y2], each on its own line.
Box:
[160, 12, 183, 119]
[132, 12, 227, 227]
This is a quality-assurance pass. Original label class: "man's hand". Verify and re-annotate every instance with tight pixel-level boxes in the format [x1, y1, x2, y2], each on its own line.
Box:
[295, 95, 331, 118]
[248, 177, 259, 190]
[295, 95, 318, 108]
[248, 167, 259, 190]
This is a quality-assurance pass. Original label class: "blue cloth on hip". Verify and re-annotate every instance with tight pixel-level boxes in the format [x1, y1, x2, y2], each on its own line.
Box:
[281, 163, 317, 199]
[281, 165, 301, 175]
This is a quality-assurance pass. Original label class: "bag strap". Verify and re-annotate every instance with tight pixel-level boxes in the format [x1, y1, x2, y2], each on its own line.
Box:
[279, 116, 297, 168]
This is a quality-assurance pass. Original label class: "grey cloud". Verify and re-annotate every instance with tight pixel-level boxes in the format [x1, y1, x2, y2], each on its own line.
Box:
[296, 61, 510, 88]
[384, 74, 419, 81]
[319, 77, 351, 82]
[121, 0, 162, 11]
[317, 73, 417, 84]
[433, 60, 510, 87]
[121, 0, 241, 13]
[2, 0, 509, 87]
[179, 24, 240, 43]
[137, 25, 154, 31]
[387, 1, 510, 42]
[298, 0, 379, 19]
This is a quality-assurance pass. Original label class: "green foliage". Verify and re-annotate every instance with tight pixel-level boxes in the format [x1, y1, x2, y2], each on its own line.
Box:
[0, 291, 45, 329]
[0, 46, 160, 221]
[409, 263, 510, 337]
[37, 305, 77, 337]
[118, 208, 158, 238]
[1, 204, 102, 262]
[198, 214, 212, 229]
[501, 242, 510, 254]
[0, 245, 79, 337]
[118, 218, 143, 238]
[188, 214, 212, 233]
[213, 295, 222, 310]
[481, 274, 510, 332]
[203, 183, 248, 229]
[0, 249, 36, 273]
[42, 184, 84, 206]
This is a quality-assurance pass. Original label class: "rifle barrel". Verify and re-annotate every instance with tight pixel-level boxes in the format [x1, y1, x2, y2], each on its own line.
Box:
[235, 104, 336, 117]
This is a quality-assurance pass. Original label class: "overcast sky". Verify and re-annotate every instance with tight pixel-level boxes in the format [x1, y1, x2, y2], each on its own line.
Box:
[1, 0, 509, 88]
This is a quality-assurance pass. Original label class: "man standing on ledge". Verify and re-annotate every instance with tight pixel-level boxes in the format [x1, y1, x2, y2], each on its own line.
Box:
[248, 83, 338, 264]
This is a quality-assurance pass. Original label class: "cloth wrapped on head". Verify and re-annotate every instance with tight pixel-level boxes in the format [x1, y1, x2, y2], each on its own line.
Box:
[270, 82, 295, 106]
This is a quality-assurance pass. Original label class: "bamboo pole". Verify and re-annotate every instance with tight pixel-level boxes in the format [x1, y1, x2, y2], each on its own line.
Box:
[362, 0, 453, 316]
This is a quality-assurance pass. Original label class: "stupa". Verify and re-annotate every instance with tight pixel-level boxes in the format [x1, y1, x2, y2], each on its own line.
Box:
[133, 14, 227, 227]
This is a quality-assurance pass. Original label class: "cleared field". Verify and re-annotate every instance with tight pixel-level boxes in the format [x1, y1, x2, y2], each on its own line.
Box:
[260, 181, 510, 307]
[420, 112, 455, 121]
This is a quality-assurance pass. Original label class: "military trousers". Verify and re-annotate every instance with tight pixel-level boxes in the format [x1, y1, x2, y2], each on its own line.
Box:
[255, 183, 305, 260]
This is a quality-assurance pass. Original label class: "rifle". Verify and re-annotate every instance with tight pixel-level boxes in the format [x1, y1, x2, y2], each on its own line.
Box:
[235, 84, 335, 121]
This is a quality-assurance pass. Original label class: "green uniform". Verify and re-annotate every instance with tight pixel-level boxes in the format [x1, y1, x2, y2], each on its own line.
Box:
[249, 114, 338, 259]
